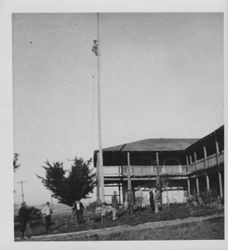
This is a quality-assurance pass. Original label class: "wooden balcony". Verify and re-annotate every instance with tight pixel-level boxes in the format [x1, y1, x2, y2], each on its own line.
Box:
[187, 151, 224, 174]
[103, 151, 224, 179]
[104, 164, 187, 177]
[126, 165, 187, 176]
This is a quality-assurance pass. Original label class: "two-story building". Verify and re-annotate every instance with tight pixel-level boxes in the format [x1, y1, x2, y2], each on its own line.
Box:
[93, 125, 224, 204]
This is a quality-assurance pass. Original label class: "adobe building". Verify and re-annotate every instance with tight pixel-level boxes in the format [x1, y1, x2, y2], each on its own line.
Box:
[93, 125, 224, 205]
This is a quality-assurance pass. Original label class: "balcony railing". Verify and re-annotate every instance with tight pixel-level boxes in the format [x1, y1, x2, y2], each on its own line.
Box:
[187, 151, 224, 174]
[103, 151, 224, 178]
[103, 166, 120, 176]
[118, 165, 186, 176]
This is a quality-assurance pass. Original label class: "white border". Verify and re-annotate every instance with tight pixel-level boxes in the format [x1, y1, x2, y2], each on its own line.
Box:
[0, 0, 227, 250]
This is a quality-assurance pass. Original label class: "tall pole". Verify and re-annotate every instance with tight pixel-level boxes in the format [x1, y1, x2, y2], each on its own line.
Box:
[97, 13, 104, 203]
[96, 151, 100, 201]
[17, 181, 27, 203]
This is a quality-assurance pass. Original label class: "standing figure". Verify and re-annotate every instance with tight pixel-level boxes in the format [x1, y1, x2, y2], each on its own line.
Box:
[140, 188, 146, 209]
[111, 191, 119, 220]
[73, 201, 85, 224]
[149, 188, 155, 213]
[135, 187, 142, 209]
[101, 202, 106, 223]
[18, 202, 31, 239]
[127, 189, 134, 215]
[42, 202, 53, 233]
[154, 189, 160, 213]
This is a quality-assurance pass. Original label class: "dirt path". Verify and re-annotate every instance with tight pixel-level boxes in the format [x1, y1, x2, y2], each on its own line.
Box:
[22, 212, 223, 241]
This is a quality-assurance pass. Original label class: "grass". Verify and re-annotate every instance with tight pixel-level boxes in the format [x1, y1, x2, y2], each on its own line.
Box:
[14, 204, 224, 239]
[85, 217, 224, 240]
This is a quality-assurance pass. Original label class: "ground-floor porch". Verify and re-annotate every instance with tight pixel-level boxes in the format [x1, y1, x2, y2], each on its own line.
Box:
[104, 167, 224, 205]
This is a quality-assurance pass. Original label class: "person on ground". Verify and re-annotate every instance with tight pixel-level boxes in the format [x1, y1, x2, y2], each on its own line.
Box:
[73, 200, 85, 224]
[101, 202, 106, 222]
[127, 189, 134, 215]
[149, 188, 155, 213]
[111, 191, 119, 220]
[18, 201, 32, 240]
[42, 202, 53, 233]
[140, 188, 146, 209]
[135, 186, 142, 209]
[154, 189, 160, 213]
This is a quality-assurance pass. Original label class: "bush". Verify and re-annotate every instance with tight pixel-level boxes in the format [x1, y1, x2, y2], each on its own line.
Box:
[200, 190, 219, 205]
[187, 190, 220, 207]
[86, 201, 105, 213]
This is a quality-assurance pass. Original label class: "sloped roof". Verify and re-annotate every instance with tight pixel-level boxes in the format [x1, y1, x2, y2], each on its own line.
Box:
[102, 138, 199, 152]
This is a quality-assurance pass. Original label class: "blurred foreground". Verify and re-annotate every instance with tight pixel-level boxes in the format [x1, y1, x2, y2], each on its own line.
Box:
[14, 203, 224, 240]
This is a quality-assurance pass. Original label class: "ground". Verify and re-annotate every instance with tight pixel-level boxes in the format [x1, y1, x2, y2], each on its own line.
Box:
[14, 204, 224, 241]
[99, 217, 224, 241]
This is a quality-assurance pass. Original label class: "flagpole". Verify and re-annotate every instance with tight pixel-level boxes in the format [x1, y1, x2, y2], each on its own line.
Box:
[97, 13, 105, 203]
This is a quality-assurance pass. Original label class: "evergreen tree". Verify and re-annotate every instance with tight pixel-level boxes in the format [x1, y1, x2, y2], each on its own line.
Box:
[37, 157, 96, 206]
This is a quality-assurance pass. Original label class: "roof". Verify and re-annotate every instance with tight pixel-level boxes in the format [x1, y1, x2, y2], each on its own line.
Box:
[102, 138, 199, 152]
[185, 125, 224, 152]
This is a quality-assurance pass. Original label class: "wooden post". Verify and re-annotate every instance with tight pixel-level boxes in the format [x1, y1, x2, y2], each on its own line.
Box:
[187, 178, 191, 196]
[196, 177, 199, 196]
[194, 152, 197, 170]
[186, 155, 189, 165]
[218, 171, 223, 197]
[215, 140, 220, 166]
[194, 152, 197, 161]
[156, 152, 159, 174]
[189, 155, 193, 172]
[186, 156, 189, 173]
[203, 146, 207, 169]
[206, 174, 210, 191]
[189, 155, 192, 164]
[118, 183, 121, 204]
[127, 152, 131, 190]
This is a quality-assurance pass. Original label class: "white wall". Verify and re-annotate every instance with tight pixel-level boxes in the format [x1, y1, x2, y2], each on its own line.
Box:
[162, 188, 187, 204]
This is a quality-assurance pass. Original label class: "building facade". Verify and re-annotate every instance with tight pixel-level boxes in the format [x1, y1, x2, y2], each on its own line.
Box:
[94, 125, 224, 204]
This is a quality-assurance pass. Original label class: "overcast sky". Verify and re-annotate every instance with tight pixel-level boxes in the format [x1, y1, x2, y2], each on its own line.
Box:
[13, 13, 223, 205]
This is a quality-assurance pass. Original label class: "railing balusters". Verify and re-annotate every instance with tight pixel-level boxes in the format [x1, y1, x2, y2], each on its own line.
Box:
[103, 152, 224, 177]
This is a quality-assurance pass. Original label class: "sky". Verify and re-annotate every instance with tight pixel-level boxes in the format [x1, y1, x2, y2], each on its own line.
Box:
[13, 13, 224, 206]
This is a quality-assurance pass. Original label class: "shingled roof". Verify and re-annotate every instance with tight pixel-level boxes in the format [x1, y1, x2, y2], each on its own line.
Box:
[102, 138, 199, 152]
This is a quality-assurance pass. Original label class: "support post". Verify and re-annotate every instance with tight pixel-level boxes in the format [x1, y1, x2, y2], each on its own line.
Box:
[186, 156, 189, 173]
[156, 152, 159, 174]
[203, 146, 207, 169]
[189, 155, 192, 164]
[196, 177, 199, 196]
[218, 171, 223, 198]
[206, 174, 210, 191]
[127, 152, 131, 191]
[186, 155, 189, 165]
[194, 152, 197, 170]
[189, 155, 193, 171]
[187, 178, 191, 196]
[118, 183, 121, 204]
[215, 140, 220, 166]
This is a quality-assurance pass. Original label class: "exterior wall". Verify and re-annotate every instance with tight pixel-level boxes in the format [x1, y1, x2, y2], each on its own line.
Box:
[102, 126, 224, 204]
[162, 188, 187, 204]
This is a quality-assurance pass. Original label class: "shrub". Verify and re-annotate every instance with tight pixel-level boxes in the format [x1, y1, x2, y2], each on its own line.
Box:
[200, 190, 219, 205]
